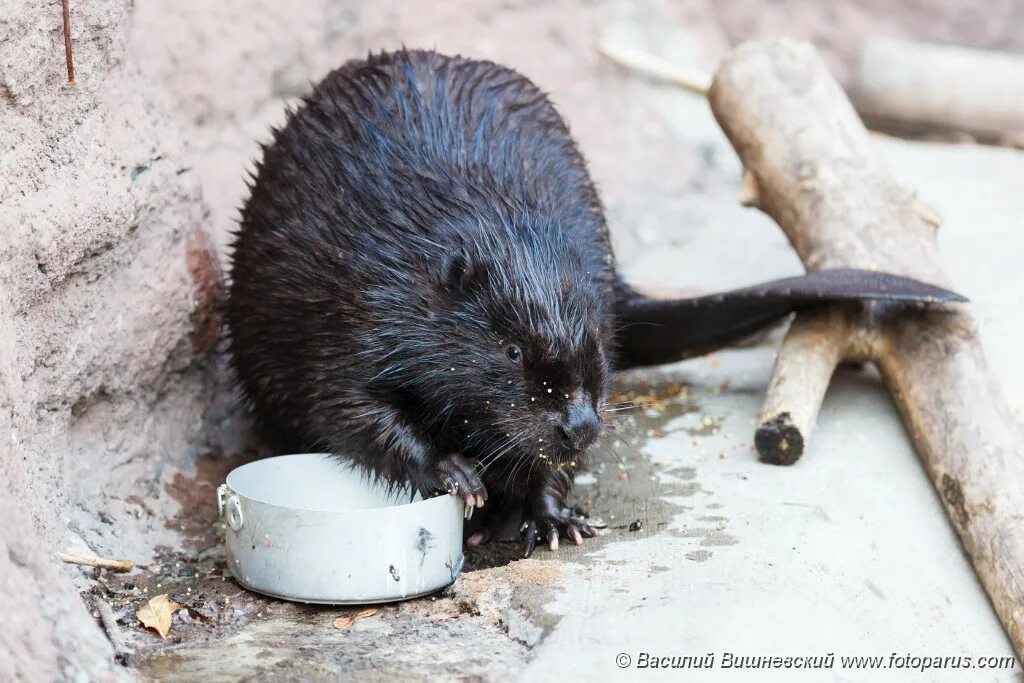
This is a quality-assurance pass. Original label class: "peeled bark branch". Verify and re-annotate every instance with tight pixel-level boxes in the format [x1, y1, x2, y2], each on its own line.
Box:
[851, 38, 1024, 147]
[598, 39, 711, 95]
[755, 306, 853, 465]
[59, 552, 134, 572]
[708, 38, 1024, 658]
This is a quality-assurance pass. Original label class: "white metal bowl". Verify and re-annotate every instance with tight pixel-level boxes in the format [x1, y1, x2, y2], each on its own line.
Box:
[217, 453, 465, 604]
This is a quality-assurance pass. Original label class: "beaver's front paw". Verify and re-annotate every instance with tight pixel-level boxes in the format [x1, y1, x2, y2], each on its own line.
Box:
[432, 453, 487, 510]
[520, 512, 596, 557]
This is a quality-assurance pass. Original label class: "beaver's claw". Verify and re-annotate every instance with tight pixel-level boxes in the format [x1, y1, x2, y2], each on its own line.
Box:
[520, 512, 596, 557]
[432, 453, 487, 514]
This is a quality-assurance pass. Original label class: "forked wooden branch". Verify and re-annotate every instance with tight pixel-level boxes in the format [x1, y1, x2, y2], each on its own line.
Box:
[708, 39, 1024, 658]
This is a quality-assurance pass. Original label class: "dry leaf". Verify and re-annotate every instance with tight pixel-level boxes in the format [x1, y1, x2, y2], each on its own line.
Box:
[332, 615, 356, 629]
[332, 607, 378, 630]
[136, 594, 184, 638]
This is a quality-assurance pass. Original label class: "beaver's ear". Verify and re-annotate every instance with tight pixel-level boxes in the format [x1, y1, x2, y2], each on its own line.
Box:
[436, 247, 483, 292]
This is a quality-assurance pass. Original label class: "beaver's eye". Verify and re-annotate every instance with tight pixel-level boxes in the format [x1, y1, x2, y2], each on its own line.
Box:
[505, 345, 522, 363]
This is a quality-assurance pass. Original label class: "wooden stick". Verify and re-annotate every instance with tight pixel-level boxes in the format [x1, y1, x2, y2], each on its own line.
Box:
[93, 596, 132, 659]
[851, 38, 1024, 147]
[598, 39, 711, 95]
[878, 309, 1024, 650]
[707, 38, 1024, 658]
[755, 306, 853, 465]
[61, 0, 75, 85]
[59, 552, 134, 572]
[602, 38, 1024, 150]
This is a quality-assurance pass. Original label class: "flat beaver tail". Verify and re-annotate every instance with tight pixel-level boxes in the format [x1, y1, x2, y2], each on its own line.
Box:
[612, 268, 966, 369]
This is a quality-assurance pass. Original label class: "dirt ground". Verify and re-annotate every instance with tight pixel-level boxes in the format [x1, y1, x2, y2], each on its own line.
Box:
[80, 376, 698, 680]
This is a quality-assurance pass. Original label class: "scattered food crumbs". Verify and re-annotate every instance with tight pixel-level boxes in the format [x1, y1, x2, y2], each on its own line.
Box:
[429, 611, 458, 622]
[333, 607, 378, 630]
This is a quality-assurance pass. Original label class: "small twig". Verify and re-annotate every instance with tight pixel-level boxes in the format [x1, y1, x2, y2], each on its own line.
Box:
[93, 597, 132, 659]
[61, 0, 75, 85]
[598, 39, 711, 95]
[59, 552, 134, 572]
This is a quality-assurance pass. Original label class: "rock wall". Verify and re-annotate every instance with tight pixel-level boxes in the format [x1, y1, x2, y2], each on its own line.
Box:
[0, 0, 228, 678]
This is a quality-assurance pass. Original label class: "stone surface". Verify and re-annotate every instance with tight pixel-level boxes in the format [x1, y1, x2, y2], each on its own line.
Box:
[2, 0, 1022, 680]
[1, 0, 232, 678]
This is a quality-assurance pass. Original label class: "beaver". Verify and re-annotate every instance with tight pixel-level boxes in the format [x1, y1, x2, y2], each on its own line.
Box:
[227, 49, 962, 556]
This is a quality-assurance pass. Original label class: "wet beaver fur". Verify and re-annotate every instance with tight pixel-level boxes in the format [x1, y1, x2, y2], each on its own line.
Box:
[227, 49, 962, 555]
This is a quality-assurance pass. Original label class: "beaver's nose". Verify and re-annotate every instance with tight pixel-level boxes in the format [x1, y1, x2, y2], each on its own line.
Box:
[557, 400, 601, 452]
